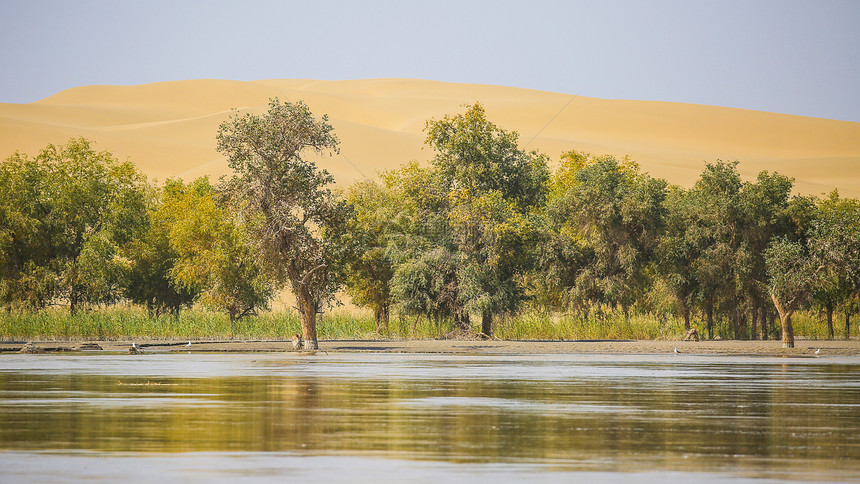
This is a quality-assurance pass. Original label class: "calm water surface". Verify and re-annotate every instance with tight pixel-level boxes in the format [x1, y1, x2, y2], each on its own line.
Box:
[0, 352, 858, 483]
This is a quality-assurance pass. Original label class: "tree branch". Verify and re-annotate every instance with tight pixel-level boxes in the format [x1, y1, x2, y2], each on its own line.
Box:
[300, 263, 327, 286]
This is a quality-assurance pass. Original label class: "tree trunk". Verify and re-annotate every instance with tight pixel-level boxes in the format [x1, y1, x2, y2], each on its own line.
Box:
[228, 310, 237, 338]
[846, 312, 852, 341]
[771, 293, 795, 348]
[69, 292, 78, 315]
[826, 306, 834, 339]
[291, 281, 318, 350]
[733, 308, 747, 340]
[730, 309, 739, 340]
[677, 295, 690, 331]
[299, 298, 318, 349]
[452, 292, 470, 332]
[455, 312, 471, 333]
[750, 305, 759, 341]
[374, 306, 383, 333]
[761, 306, 776, 341]
[780, 312, 794, 349]
[412, 313, 421, 333]
[374, 304, 390, 334]
[770, 311, 778, 341]
[765, 306, 777, 341]
[705, 304, 714, 340]
[286, 260, 319, 350]
[481, 311, 492, 338]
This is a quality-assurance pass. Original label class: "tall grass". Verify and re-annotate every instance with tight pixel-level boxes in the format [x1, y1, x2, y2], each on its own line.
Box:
[0, 306, 449, 341]
[0, 306, 300, 341]
[791, 312, 855, 340]
[0, 306, 854, 341]
[494, 309, 687, 340]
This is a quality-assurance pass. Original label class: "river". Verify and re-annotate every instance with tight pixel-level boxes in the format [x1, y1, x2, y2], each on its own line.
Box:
[1, 352, 858, 482]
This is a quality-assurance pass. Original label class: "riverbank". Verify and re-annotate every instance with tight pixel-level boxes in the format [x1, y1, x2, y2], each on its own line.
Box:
[2, 338, 858, 357]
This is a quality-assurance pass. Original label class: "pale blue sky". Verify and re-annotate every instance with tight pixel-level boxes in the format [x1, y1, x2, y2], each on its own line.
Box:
[2, 0, 858, 121]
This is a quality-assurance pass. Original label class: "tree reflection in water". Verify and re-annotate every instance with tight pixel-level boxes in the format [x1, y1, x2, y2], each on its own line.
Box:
[0, 353, 857, 480]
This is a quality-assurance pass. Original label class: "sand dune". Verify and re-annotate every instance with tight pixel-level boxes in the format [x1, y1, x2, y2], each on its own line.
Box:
[2, 78, 859, 197]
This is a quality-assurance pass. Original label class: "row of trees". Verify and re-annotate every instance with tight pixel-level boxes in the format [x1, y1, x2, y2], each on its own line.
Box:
[0, 142, 270, 323]
[343, 104, 860, 348]
[2, 100, 859, 348]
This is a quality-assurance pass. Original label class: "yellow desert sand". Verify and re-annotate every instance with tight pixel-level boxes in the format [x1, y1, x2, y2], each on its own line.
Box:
[2, 78, 859, 196]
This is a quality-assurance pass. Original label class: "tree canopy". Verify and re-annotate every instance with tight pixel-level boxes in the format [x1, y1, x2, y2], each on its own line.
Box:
[163, 178, 273, 326]
[360, 103, 551, 336]
[216, 98, 350, 349]
[0, 138, 147, 312]
[2, 102, 858, 345]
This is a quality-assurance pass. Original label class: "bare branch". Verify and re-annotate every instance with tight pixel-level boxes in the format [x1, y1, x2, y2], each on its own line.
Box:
[300, 263, 327, 286]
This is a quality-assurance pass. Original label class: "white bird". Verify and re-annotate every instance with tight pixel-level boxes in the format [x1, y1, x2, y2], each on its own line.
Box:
[185, 341, 192, 348]
[814, 348, 821, 355]
[132, 342, 140, 350]
[674, 347, 680, 354]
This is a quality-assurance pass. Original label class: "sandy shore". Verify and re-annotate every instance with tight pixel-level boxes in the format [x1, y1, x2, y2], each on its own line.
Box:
[2, 338, 858, 358]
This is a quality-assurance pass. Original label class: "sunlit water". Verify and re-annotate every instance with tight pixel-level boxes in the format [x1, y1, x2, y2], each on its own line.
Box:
[1, 352, 858, 483]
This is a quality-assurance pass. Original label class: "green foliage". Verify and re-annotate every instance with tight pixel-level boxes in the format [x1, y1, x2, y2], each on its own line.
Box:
[766, 237, 821, 311]
[342, 179, 406, 332]
[655, 185, 700, 327]
[125, 180, 198, 317]
[381, 162, 459, 325]
[812, 191, 860, 287]
[493, 309, 686, 341]
[737, 171, 795, 282]
[547, 152, 666, 315]
[3, 103, 859, 344]
[0, 138, 148, 312]
[687, 161, 745, 320]
[165, 178, 273, 324]
[0, 152, 51, 308]
[430, 104, 549, 328]
[765, 190, 860, 346]
[425, 102, 549, 209]
[655, 161, 805, 340]
[381, 103, 550, 335]
[808, 191, 860, 336]
[217, 98, 350, 348]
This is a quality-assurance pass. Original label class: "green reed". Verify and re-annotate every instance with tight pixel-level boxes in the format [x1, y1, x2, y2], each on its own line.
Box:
[791, 312, 854, 340]
[493, 309, 686, 341]
[0, 307, 298, 341]
[0, 306, 853, 341]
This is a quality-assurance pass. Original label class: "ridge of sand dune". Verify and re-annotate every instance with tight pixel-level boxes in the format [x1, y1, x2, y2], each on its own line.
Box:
[2, 78, 859, 196]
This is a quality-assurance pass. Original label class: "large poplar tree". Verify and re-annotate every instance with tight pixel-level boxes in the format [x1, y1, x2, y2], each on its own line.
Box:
[413, 103, 548, 335]
[216, 99, 350, 349]
[548, 152, 666, 318]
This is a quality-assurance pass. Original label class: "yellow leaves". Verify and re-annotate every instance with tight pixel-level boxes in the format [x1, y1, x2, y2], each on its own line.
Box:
[555, 151, 641, 190]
